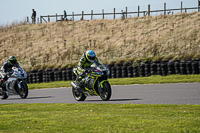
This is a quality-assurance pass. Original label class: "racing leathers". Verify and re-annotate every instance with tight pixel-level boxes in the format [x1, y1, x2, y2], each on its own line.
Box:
[0, 59, 20, 84]
[76, 53, 102, 90]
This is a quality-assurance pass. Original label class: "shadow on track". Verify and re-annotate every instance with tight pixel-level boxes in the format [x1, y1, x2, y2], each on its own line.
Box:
[110, 98, 142, 101]
[27, 96, 53, 99]
[6, 96, 53, 100]
[86, 98, 142, 102]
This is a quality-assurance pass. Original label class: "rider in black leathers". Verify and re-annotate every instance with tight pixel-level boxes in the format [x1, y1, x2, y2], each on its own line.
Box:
[0, 56, 19, 84]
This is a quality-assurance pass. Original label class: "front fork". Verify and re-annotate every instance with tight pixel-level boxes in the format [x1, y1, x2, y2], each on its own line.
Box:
[98, 80, 108, 93]
[97, 80, 102, 93]
[17, 80, 23, 89]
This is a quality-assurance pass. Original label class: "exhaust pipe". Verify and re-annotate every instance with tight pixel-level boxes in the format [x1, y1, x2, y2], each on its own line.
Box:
[71, 82, 77, 88]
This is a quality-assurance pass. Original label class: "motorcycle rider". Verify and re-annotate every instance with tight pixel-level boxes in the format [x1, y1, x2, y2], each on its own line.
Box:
[0, 56, 19, 85]
[76, 50, 102, 91]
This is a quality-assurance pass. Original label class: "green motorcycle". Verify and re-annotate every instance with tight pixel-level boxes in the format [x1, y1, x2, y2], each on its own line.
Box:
[71, 63, 112, 101]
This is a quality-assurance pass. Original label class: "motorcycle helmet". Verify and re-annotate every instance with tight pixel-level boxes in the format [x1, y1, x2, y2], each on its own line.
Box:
[85, 50, 96, 63]
[8, 56, 17, 65]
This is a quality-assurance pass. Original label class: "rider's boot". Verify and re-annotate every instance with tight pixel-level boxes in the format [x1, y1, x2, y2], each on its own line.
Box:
[0, 84, 6, 96]
[0, 84, 2, 96]
[76, 77, 83, 92]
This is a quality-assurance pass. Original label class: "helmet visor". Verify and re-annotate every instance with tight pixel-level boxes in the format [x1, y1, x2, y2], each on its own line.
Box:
[88, 56, 95, 61]
[10, 59, 17, 64]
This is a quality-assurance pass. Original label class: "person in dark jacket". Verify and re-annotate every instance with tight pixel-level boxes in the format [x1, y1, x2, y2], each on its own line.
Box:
[64, 10, 67, 20]
[32, 9, 36, 24]
[0, 56, 19, 84]
[76, 50, 102, 91]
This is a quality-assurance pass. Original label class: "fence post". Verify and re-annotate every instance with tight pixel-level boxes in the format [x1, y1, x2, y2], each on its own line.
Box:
[102, 9, 104, 19]
[27, 17, 29, 24]
[114, 8, 115, 19]
[56, 14, 57, 22]
[81, 11, 84, 20]
[48, 15, 50, 22]
[72, 12, 74, 21]
[148, 4, 150, 16]
[40, 16, 42, 23]
[91, 10, 93, 20]
[181, 1, 183, 13]
[138, 6, 140, 17]
[164, 3, 166, 16]
[198, 0, 200, 12]
[126, 7, 128, 18]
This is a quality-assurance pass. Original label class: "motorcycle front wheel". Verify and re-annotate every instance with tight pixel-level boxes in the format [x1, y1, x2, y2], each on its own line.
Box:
[19, 82, 28, 99]
[99, 81, 112, 101]
[72, 87, 86, 101]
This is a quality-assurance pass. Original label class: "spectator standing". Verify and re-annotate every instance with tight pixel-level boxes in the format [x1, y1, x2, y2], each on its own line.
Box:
[64, 10, 67, 20]
[121, 10, 125, 19]
[32, 9, 36, 24]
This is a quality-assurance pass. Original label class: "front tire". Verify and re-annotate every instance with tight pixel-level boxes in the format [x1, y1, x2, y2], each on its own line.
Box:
[19, 82, 28, 99]
[72, 86, 86, 101]
[99, 81, 112, 101]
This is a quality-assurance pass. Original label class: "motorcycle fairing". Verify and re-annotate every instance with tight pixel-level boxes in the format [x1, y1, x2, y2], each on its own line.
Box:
[84, 75, 99, 96]
[5, 78, 18, 95]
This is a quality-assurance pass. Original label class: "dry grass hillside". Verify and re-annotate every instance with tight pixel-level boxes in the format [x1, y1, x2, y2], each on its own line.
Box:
[0, 12, 200, 71]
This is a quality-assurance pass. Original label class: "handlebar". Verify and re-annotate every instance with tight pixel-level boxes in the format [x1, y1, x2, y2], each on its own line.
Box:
[7, 70, 14, 76]
[85, 67, 96, 73]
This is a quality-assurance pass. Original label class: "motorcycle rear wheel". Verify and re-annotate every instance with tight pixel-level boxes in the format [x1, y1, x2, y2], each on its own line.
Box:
[72, 87, 86, 101]
[1, 93, 8, 99]
[19, 82, 28, 99]
[99, 81, 112, 101]
[0, 86, 8, 99]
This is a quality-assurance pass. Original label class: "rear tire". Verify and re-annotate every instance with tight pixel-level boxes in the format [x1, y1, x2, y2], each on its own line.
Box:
[0, 86, 9, 99]
[19, 82, 28, 99]
[99, 81, 112, 101]
[72, 86, 86, 101]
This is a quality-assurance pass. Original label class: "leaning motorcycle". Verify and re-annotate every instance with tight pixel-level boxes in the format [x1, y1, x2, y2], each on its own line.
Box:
[0, 66, 28, 99]
[71, 62, 112, 101]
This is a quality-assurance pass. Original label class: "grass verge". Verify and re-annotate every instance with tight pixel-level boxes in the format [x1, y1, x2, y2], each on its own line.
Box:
[28, 74, 200, 89]
[0, 104, 199, 133]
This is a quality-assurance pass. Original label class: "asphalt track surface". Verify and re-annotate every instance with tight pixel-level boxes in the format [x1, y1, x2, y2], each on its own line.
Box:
[1, 83, 200, 104]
